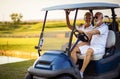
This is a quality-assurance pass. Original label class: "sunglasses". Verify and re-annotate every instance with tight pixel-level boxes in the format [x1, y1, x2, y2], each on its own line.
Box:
[94, 16, 98, 19]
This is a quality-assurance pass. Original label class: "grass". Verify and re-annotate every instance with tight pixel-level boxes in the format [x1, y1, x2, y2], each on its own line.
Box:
[0, 37, 69, 52]
[0, 59, 35, 79]
[0, 20, 69, 35]
[0, 38, 39, 52]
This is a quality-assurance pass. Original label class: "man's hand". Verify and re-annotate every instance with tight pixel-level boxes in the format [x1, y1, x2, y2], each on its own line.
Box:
[85, 32, 92, 41]
[78, 30, 84, 34]
[74, 29, 84, 34]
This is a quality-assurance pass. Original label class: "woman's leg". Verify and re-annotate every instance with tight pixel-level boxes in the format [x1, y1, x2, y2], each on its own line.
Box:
[71, 42, 89, 64]
[80, 48, 93, 73]
[71, 46, 80, 64]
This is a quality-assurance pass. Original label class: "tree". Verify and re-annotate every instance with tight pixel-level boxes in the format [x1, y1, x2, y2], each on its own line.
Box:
[10, 13, 23, 24]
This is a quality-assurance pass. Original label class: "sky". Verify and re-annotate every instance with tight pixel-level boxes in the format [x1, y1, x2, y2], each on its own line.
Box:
[0, 0, 120, 21]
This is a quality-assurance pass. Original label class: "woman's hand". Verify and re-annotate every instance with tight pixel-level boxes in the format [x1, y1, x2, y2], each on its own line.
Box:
[65, 9, 71, 15]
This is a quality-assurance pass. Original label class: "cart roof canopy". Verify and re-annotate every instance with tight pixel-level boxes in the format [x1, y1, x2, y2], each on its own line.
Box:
[42, 2, 120, 11]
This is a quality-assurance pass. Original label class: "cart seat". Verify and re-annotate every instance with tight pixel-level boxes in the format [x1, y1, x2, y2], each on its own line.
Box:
[77, 30, 116, 60]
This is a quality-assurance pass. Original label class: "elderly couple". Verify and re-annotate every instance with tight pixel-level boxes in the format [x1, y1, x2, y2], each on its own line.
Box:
[65, 10, 109, 78]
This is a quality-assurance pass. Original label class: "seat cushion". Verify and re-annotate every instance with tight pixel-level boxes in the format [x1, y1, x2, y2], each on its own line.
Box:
[77, 53, 104, 60]
[106, 30, 116, 48]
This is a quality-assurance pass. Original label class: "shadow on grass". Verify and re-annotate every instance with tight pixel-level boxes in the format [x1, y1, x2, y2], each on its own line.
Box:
[0, 59, 35, 79]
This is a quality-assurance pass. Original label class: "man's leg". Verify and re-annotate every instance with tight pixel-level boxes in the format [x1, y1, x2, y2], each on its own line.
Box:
[80, 48, 93, 73]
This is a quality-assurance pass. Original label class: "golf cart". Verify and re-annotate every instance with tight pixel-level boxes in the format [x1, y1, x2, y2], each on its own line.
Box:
[25, 2, 120, 79]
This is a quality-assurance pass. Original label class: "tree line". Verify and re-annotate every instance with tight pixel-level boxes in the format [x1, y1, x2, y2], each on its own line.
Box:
[0, 13, 39, 25]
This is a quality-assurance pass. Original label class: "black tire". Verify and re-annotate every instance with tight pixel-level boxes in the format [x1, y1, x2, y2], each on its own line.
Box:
[56, 76, 72, 79]
[25, 73, 33, 79]
[114, 75, 120, 79]
[113, 75, 120, 79]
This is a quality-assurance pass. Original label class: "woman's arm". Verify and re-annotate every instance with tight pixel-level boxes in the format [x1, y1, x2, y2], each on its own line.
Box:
[65, 10, 72, 30]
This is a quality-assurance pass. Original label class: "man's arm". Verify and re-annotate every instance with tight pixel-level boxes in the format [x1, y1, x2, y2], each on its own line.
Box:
[85, 30, 100, 41]
[86, 30, 100, 36]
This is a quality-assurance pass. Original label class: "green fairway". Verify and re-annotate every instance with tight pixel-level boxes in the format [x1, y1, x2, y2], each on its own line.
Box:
[0, 37, 69, 52]
[0, 59, 35, 79]
[0, 38, 39, 52]
[0, 20, 69, 36]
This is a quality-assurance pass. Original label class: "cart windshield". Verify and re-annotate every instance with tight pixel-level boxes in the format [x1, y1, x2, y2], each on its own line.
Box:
[42, 21, 70, 51]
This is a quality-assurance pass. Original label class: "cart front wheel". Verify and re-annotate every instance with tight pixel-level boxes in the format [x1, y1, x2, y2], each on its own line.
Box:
[25, 73, 33, 79]
[56, 75, 73, 79]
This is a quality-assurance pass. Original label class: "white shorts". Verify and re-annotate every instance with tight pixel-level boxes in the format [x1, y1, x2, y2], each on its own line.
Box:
[79, 45, 105, 55]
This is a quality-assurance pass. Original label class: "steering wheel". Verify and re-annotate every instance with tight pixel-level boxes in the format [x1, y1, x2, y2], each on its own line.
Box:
[74, 30, 89, 42]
